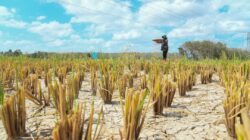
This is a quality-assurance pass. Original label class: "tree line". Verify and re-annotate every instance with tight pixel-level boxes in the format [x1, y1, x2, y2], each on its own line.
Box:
[178, 40, 250, 59]
[2, 41, 250, 60]
[0, 49, 23, 56]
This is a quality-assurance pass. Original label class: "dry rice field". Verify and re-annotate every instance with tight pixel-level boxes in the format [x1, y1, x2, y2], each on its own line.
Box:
[0, 57, 249, 140]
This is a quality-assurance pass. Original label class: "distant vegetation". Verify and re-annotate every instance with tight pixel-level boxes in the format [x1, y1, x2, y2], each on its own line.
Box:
[179, 40, 250, 59]
[0, 49, 23, 57]
[1, 41, 249, 60]
[0, 49, 179, 60]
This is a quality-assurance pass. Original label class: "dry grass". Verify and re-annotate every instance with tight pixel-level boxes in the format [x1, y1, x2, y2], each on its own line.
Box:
[162, 79, 176, 107]
[222, 71, 249, 138]
[2, 66, 15, 89]
[118, 74, 127, 98]
[177, 72, 188, 97]
[57, 67, 68, 84]
[150, 75, 164, 115]
[120, 88, 149, 140]
[200, 68, 214, 84]
[140, 74, 148, 90]
[127, 74, 134, 88]
[23, 74, 50, 106]
[0, 87, 26, 139]
[90, 65, 98, 96]
[2, 57, 250, 139]
[44, 69, 52, 87]
[98, 63, 116, 104]
[236, 107, 250, 140]
[53, 103, 104, 140]
[49, 81, 75, 115]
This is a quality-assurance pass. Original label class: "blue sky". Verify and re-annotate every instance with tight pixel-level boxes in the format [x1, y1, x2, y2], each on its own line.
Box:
[0, 0, 249, 53]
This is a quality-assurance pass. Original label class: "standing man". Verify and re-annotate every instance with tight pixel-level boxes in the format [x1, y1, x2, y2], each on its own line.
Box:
[161, 35, 168, 60]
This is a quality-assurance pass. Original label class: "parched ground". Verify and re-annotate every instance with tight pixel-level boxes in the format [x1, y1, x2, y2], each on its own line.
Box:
[0, 74, 230, 140]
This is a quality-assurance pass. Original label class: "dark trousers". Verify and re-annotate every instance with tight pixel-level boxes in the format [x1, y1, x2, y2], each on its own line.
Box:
[163, 50, 168, 60]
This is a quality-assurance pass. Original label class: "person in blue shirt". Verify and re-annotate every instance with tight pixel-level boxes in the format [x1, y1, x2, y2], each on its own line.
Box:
[91, 52, 98, 59]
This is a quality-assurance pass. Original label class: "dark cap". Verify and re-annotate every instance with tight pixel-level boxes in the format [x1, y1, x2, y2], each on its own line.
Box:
[162, 35, 167, 39]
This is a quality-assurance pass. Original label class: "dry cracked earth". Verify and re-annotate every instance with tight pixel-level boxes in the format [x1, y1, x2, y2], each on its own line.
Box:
[0, 74, 231, 140]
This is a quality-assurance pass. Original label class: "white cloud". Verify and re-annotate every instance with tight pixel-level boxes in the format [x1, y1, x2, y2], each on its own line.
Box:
[0, 39, 42, 53]
[55, 0, 240, 51]
[85, 24, 108, 37]
[168, 0, 250, 40]
[67, 36, 105, 46]
[137, 0, 212, 27]
[168, 17, 215, 38]
[47, 39, 66, 47]
[113, 30, 141, 40]
[0, 18, 27, 29]
[1, 0, 250, 52]
[28, 21, 73, 40]
[60, 0, 132, 24]
[10, 8, 16, 13]
[3, 40, 33, 46]
[219, 20, 248, 32]
[36, 16, 46, 21]
[0, 4, 109, 52]
[0, 6, 26, 29]
[57, 0, 134, 33]
[46, 36, 105, 50]
[0, 6, 13, 17]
